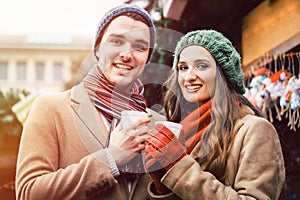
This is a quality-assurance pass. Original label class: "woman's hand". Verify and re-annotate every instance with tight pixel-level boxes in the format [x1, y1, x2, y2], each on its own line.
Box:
[145, 124, 186, 171]
[145, 124, 187, 194]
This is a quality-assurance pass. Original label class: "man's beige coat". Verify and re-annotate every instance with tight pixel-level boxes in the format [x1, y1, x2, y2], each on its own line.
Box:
[16, 83, 161, 200]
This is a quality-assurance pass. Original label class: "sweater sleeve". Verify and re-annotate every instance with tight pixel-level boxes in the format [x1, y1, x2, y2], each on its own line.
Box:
[15, 95, 118, 200]
[148, 116, 285, 200]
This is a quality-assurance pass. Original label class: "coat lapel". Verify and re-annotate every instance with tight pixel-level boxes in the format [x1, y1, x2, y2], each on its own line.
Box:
[71, 83, 109, 149]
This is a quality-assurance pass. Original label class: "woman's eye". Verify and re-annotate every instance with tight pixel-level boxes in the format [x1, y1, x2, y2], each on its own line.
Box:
[195, 63, 208, 70]
[178, 65, 189, 71]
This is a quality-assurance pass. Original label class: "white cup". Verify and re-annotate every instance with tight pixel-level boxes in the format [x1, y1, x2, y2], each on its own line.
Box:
[155, 121, 183, 139]
[121, 110, 149, 130]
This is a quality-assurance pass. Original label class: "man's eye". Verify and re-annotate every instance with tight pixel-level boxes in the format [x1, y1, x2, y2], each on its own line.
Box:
[133, 44, 147, 51]
[109, 38, 123, 45]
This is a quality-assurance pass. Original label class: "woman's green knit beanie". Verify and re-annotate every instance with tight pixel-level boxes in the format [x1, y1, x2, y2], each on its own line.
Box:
[173, 29, 246, 94]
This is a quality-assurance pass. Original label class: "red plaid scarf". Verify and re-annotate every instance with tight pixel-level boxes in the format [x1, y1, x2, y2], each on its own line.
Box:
[83, 65, 147, 123]
[83, 65, 147, 177]
[180, 100, 212, 153]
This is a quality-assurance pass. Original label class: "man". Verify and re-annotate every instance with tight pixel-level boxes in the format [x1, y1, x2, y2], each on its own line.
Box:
[16, 5, 157, 199]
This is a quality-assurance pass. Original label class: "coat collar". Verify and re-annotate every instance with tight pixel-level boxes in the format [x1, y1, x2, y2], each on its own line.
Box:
[71, 82, 109, 148]
[70, 83, 149, 196]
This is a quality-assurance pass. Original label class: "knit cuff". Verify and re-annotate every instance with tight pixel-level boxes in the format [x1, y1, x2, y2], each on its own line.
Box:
[104, 148, 120, 177]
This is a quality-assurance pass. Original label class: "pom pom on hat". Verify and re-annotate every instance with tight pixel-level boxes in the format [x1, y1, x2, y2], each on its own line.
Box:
[172, 30, 246, 94]
[93, 4, 156, 63]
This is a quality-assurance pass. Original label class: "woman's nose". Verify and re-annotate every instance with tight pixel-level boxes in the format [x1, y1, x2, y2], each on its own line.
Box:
[184, 67, 197, 81]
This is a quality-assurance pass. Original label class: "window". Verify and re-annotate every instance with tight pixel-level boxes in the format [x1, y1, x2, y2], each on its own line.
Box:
[0, 62, 8, 80]
[53, 62, 63, 81]
[36, 61, 45, 81]
[17, 61, 26, 81]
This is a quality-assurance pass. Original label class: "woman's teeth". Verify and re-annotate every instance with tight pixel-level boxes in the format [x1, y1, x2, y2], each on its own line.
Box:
[186, 85, 201, 89]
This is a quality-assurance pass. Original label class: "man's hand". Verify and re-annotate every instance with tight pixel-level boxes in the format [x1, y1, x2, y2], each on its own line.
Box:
[108, 116, 151, 166]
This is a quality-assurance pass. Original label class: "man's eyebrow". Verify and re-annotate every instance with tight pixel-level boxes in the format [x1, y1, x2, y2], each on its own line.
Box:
[108, 34, 125, 39]
[109, 34, 149, 46]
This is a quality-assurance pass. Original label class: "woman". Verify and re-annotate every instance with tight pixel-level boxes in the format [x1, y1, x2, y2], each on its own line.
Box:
[145, 30, 285, 199]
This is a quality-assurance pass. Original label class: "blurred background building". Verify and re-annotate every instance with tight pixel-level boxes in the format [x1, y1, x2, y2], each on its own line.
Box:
[0, 34, 91, 93]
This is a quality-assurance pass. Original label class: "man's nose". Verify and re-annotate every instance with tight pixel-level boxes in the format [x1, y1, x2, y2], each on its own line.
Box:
[119, 44, 133, 61]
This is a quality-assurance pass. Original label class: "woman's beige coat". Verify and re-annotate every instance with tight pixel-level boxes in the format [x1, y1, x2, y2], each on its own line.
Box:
[16, 83, 161, 200]
[148, 107, 286, 200]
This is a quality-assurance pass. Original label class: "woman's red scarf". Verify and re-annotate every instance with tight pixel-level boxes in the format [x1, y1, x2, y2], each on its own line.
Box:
[83, 65, 147, 123]
[180, 100, 212, 153]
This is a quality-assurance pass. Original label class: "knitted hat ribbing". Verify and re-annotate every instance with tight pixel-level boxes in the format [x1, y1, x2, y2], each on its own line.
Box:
[173, 30, 245, 94]
[93, 4, 156, 63]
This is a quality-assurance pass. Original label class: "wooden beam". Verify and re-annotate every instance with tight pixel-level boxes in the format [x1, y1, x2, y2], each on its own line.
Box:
[242, 0, 300, 70]
[162, 0, 189, 21]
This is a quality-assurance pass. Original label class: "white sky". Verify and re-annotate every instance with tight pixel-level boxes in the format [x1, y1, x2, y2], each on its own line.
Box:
[0, 0, 129, 37]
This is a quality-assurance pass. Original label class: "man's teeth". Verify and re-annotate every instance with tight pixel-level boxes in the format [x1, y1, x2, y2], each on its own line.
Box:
[115, 64, 132, 70]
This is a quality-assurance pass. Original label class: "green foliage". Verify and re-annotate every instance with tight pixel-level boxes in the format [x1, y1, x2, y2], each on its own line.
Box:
[0, 88, 28, 142]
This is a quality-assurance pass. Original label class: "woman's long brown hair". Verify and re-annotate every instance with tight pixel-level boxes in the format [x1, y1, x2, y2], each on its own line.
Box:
[163, 65, 261, 182]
